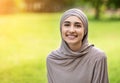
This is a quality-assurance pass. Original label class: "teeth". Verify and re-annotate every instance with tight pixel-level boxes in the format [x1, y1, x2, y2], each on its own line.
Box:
[67, 35, 77, 39]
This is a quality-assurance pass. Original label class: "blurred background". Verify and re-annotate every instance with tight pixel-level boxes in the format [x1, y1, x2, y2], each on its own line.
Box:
[0, 0, 120, 19]
[0, 0, 120, 83]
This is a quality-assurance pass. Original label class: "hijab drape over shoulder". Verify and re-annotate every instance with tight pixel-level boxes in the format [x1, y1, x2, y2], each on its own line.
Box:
[47, 8, 109, 83]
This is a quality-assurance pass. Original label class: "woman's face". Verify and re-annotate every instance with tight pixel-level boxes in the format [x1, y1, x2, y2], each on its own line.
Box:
[61, 16, 84, 46]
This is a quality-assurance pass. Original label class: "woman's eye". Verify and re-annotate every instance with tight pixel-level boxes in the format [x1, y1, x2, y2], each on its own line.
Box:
[64, 24, 70, 26]
[75, 24, 81, 28]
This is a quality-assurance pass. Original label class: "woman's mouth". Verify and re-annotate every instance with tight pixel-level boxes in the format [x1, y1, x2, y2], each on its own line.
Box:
[66, 34, 78, 40]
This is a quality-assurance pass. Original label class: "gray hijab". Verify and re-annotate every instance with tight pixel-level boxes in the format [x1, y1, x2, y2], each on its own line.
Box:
[47, 8, 109, 83]
[58, 8, 93, 58]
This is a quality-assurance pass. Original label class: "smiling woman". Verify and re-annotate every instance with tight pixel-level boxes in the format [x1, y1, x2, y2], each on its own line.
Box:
[46, 8, 109, 83]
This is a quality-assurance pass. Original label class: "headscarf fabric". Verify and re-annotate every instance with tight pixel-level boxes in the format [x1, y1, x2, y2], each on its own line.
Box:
[59, 8, 92, 57]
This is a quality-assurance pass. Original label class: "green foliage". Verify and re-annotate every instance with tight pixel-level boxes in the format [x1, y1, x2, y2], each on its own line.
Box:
[0, 13, 120, 83]
[107, 0, 120, 9]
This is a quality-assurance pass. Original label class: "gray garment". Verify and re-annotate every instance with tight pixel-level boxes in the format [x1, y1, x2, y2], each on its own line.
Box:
[46, 8, 109, 83]
[47, 46, 109, 83]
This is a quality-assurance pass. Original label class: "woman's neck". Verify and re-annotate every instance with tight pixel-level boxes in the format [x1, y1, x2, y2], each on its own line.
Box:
[68, 42, 82, 52]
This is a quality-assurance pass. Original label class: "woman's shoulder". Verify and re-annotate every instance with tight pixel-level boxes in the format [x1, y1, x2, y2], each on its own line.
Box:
[46, 50, 56, 62]
[47, 49, 60, 59]
[89, 46, 107, 61]
[48, 49, 59, 56]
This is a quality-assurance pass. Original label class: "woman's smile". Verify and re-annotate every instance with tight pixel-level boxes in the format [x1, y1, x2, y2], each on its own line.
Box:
[66, 33, 78, 40]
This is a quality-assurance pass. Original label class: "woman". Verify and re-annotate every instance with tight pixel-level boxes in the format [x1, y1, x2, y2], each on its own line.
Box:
[46, 8, 109, 83]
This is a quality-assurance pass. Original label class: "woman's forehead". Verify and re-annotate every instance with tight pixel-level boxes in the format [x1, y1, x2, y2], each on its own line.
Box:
[63, 16, 82, 23]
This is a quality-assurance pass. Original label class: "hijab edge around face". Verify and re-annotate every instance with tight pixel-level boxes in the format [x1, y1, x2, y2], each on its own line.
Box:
[50, 8, 94, 58]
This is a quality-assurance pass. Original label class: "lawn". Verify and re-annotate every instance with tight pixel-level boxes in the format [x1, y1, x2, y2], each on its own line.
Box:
[0, 13, 120, 83]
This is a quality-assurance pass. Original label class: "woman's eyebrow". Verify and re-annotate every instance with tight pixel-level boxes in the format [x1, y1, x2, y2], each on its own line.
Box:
[64, 21, 70, 23]
[75, 22, 82, 25]
[64, 21, 82, 25]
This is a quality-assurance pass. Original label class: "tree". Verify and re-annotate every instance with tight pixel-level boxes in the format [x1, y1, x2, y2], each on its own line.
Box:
[23, 0, 76, 12]
[107, 0, 120, 9]
[83, 0, 107, 19]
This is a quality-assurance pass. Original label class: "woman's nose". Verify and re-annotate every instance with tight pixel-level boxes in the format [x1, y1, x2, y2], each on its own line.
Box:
[69, 26, 75, 32]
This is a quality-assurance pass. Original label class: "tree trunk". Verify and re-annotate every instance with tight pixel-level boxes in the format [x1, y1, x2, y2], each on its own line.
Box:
[94, 0, 101, 19]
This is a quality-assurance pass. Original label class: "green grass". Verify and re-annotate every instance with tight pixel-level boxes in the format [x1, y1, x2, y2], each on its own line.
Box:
[0, 13, 120, 83]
